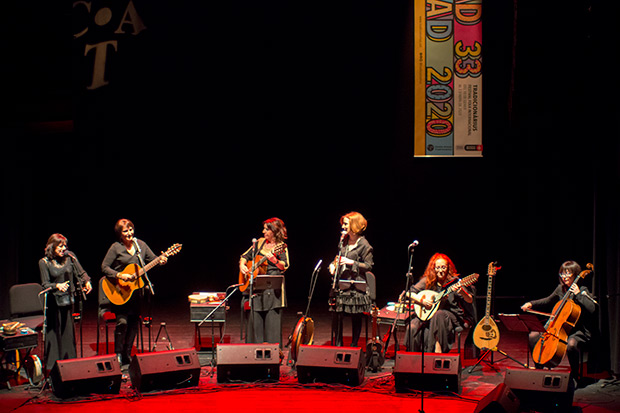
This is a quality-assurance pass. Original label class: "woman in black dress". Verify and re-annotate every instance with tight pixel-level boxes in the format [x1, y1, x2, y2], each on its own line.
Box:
[39, 233, 92, 371]
[329, 211, 374, 347]
[101, 219, 167, 366]
[406, 253, 474, 353]
[239, 217, 289, 345]
[521, 260, 596, 380]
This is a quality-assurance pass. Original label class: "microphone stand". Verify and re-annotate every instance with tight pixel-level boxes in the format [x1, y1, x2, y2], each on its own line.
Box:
[405, 241, 425, 413]
[67, 253, 87, 358]
[247, 239, 258, 343]
[38, 290, 49, 383]
[200, 284, 240, 376]
[330, 232, 346, 346]
[405, 244, 416, 353]
[134, 239, 154, 352]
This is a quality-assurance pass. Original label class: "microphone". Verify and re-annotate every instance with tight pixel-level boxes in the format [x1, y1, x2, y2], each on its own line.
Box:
[408, 240, 419, 249]
[581, 290, 599, 305]
[314, 259, 323, 272]
[38, 286, 53, 296]
[229, 283, 244, 288]
[132, 237, 142, 252]
[66, 251, 76, 260]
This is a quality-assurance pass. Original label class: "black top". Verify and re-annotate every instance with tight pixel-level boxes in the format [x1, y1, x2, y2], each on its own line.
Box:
[101, 239, 158, 277]
[241, 238, 289, 275]
[529, 283, 597, 339]
[241, 238, 289, 311]
[410, 276, 475, 325]
[334, 235, 374, 284]
[39, 251, 91, 306]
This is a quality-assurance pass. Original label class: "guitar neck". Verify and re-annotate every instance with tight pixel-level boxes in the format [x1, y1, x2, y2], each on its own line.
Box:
[139, 255, 162, 276]
[447, 274, 477, 294]
[484, 274, 494, 319]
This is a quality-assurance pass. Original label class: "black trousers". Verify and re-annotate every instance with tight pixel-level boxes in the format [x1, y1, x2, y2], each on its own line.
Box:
[247, 307, 282, 346]
[44, 301, 76, 371]
[528, 331, 585, 379]
[112, 297, 141, 363]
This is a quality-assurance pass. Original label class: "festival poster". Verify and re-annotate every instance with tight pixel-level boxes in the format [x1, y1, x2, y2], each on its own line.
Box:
[414, 0, 483, 157]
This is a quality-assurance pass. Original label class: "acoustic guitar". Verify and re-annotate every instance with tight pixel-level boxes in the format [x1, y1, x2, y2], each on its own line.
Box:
[238, 243, 286, 293]
[411, 273, 479, 321]
[101, 243, 182, 305]
[473, 262, 501, 350]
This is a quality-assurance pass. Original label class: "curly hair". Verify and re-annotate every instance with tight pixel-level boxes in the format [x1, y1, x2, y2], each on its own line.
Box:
[263, 217, 287, 243]
[423, 252, 459, 289]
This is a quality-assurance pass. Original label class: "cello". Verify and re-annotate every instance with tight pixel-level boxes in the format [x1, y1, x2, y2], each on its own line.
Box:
[531, 263, 593, 368]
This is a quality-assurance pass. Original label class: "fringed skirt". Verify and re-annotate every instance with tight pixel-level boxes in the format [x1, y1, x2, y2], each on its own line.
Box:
[331, 290, 371, 314]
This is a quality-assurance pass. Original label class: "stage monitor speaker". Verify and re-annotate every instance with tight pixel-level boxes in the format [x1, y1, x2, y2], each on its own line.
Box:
[50, 354, 122, 399]
[393, 352, 461, 393]
[473, 383, 520, 413]
[503, 367, 573, 412]
[129, 348, 201, 392]
[296, 345, 365, 386]
[216, 343, 280, 383]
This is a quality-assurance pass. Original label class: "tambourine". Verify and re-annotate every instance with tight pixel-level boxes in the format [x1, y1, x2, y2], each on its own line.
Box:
[290, 316, 315, 362]
[24, 355, 43, 385]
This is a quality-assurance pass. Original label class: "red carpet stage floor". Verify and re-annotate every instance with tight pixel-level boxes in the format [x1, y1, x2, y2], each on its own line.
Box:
[2, 296, 619, 413]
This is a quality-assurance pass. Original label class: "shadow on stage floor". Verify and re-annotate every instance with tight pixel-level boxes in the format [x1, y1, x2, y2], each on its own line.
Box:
[1, 296, 619, 413]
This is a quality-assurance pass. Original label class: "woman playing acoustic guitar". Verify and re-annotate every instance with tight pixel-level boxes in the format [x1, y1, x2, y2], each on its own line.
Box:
[521, 260, 596, 381]
[405, 253, 475, 353]
[101, 219, 167, 367]
[238, 217, 289, 345]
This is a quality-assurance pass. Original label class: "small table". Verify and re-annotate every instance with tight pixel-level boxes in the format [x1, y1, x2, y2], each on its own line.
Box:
[189, 293, 227, 350]
[0, 326, 39, 389]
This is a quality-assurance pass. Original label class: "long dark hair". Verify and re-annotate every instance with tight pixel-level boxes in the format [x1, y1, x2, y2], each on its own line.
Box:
[44, 233, 67, 261]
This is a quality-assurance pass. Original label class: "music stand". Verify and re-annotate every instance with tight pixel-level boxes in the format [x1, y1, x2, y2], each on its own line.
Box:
[498, 313, 546, 368]
[337, 279, 367, 293]
[252, 275, 284, 292]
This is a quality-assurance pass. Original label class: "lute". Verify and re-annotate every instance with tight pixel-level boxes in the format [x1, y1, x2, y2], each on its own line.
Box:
[411, 273, 479, 321]
[473, 262, 501, 350]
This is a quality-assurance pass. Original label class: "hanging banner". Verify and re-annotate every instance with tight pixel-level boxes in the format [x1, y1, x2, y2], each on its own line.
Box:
[414, 0, 483, 157]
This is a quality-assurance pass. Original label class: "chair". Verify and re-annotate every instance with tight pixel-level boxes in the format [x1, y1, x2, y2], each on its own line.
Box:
[96, 278, 116, 355]
[453, 322, 471, 357]
[9, 283, 45, 331]
[363, 272, 377, 343]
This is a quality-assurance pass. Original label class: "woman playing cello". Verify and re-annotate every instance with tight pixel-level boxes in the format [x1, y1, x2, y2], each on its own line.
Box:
[521, 260, 597, 381]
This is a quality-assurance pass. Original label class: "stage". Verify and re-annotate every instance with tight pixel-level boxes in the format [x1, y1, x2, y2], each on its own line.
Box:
[1, 296, 619, 413]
